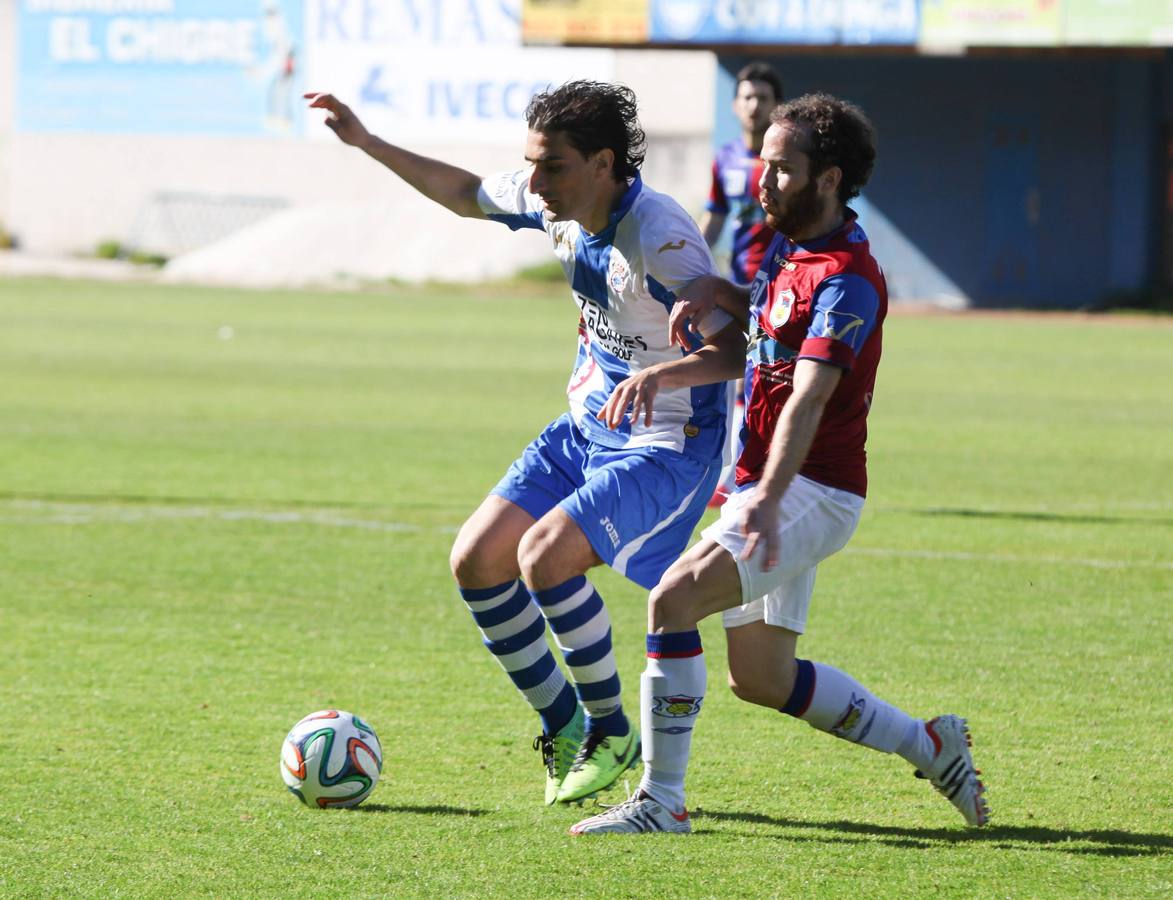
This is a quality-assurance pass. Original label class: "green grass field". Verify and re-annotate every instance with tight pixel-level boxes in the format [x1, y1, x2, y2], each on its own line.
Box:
[1, 277, 1170, 897]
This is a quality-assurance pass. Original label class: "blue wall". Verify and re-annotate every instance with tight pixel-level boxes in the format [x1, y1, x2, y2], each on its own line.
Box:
[715, 54, 1165, 308]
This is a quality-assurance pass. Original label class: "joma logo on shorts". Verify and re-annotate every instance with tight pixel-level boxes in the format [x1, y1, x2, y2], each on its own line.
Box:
[599, 516, 621, 548]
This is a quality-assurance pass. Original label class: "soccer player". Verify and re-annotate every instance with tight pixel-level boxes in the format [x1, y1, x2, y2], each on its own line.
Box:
[700, 61, 783, 508]
[572, 94, 990, 834]
[699, 60, 782, 285]
[306, 83, 745, 806]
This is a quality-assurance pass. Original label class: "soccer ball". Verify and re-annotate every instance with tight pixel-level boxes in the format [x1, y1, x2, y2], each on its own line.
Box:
[280, 709, 382, 808]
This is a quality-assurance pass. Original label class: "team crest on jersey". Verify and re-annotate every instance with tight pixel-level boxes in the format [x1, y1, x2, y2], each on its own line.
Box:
[608, 260, 629, 293]
[830, 693, 866, 738]
[653, 694, 703, 717]
[769, 289, 795, 327]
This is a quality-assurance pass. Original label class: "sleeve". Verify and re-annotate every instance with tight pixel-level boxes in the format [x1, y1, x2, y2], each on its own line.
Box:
[798, 273, 880, 370]
[476, 169, 546, 232]
[643, 210, 732, 342]
[704, 158, 728, 215]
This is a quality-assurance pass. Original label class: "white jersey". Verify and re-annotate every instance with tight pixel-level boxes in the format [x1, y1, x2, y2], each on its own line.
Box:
[477, 170, 731, 460]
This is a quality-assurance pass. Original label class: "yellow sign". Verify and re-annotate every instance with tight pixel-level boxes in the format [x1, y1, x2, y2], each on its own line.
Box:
[1065, 0, 1173, 46]
[920, 0, 1063, 48]
[522, 0, 649, 45]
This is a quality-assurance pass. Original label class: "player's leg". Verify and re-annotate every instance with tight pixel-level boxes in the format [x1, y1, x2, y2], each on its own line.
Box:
[717, 480, 988, 826]
[724, 619, 988, 825]
[569, 536, 740, 834]
[450, 419, 585, 803]
[551, 444, 720, 804]
[726, 615, 932, 760]
[573, 474, 863, 833]
[516, 507, 638, 802]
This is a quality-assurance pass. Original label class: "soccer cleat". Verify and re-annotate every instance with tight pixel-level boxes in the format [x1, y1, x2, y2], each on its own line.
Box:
[533, 705, 585, 806]
[555, 726, 641, 803]
[915, 714, 990, 827]
[569, 791, 691, 834]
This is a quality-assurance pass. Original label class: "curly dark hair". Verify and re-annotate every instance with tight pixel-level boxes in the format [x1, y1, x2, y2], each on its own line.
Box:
[524, 81, 647, 182]
[771, 93, 876, 204]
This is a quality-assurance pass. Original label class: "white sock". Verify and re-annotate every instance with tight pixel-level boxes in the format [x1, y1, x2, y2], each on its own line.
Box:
[781, 659, 936, 771]
[639, 630, 705, 812]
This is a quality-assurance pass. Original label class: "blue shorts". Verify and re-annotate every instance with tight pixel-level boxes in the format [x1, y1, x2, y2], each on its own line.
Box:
[492, 414, 720, 590]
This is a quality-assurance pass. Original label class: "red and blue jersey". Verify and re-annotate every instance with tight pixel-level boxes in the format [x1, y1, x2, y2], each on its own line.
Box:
[736, 212, 887, 498]
[706, 137, 773, 285]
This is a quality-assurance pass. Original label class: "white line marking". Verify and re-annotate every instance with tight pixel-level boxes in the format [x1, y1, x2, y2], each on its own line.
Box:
[0, 500, 445, 533]
[2, 500, 1170, 571]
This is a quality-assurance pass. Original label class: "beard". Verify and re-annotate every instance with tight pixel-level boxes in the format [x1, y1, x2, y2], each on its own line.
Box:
[763, 177, 824, 238]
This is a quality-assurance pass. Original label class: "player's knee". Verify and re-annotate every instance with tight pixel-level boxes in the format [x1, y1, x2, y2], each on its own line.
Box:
[515, 522, 553, 586]
[648, 575, 700, 632]
[727, 668, 769, 706]
[448, 534, 480, 583]
[450, 527, 509, 586]
[726, 654, 796, 709]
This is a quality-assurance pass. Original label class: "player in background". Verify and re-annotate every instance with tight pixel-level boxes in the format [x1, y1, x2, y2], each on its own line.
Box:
[572, 94, 989, 834]
[306, 83, 745, 806]
[700, 61, 784, 509]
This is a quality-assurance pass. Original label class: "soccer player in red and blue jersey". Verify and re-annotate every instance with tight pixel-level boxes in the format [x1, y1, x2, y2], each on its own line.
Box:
[701, 62, 782, 508]
[573, 94, 990, 835]
[699, 61, 782, 286]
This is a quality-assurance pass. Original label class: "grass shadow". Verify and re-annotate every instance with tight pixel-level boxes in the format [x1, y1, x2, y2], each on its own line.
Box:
[695, 810, 1172, 857]
[899, 506, 1173, 527]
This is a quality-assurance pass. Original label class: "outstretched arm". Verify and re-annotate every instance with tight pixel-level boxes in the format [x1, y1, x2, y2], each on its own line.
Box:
[306, 92, 486, 219]
[596, 321, 746, 430]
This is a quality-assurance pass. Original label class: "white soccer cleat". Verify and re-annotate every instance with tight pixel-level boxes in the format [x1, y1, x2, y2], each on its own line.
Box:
[916, 714, 990, 827]
[569, 791, 691, 835]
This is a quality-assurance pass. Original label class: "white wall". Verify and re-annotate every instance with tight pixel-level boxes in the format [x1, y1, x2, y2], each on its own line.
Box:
[0, 0, 715, 286]
[0, 0, 15, 237]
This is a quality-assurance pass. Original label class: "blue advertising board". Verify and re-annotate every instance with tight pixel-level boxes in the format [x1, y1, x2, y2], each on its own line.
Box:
[649, 0, 918, 46]
[17, 0, 305, 134]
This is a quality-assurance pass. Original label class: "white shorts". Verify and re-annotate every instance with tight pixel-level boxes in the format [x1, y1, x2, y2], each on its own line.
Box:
[701, 474, 864, 633]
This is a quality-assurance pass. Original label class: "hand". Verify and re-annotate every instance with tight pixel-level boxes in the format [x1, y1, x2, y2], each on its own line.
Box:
[668, 297, 716, 348]
[304, 92, 370, 148]
[738, 491, 781, 571]
[597, 368, 663, 430]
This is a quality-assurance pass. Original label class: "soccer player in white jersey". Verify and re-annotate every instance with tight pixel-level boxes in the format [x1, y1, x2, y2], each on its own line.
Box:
[306, 82, 745, 805]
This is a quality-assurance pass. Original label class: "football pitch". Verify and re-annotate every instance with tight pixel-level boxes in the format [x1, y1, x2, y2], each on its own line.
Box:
[1, 277, 1170, 897]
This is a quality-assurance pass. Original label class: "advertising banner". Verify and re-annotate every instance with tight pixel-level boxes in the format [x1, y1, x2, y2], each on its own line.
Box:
[17, 0, 305, 134]
[305, 0, 614, 144]
[1063, 0, 1173, 46]
[522, 0, 648, 44]
[919, 0, 1062, 48]
[647, 0, 918, 46]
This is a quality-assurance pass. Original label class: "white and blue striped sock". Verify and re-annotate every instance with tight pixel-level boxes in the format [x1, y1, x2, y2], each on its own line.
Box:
[460, 580, 577, 735]
[533, 575, 628, 737]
